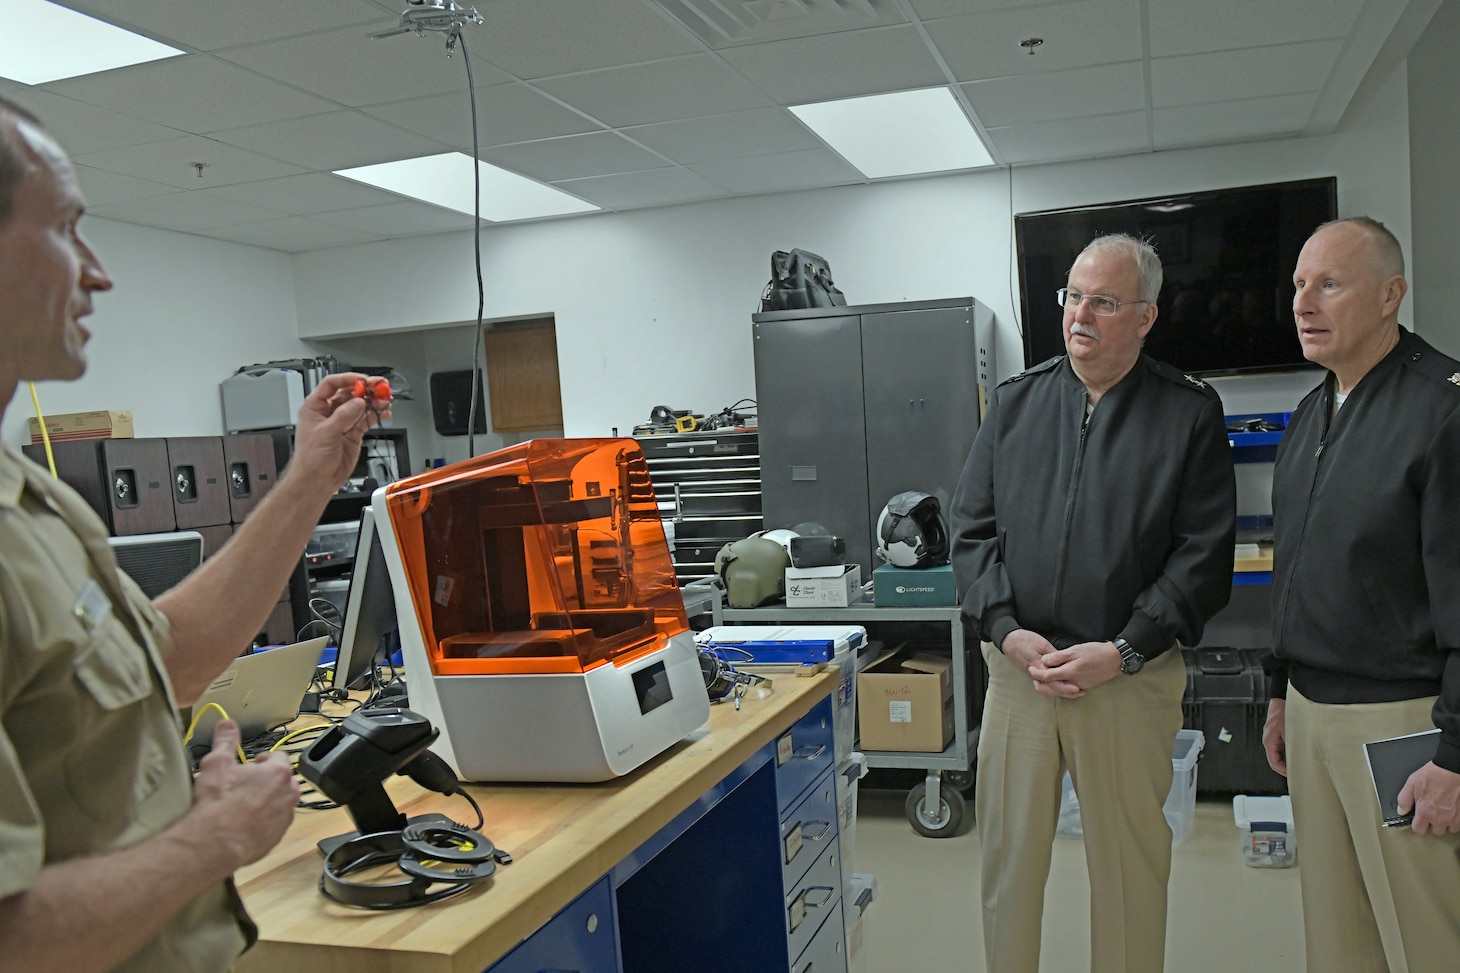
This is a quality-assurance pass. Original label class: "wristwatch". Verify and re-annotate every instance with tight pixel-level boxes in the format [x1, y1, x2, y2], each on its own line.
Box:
[1115, 637, 1145, 675]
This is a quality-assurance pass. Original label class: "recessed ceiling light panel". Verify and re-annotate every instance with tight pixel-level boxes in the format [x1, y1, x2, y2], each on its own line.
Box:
[0, 0, 184, 85]
[790, 87, 995, 179]
[335, 153, 600, 223]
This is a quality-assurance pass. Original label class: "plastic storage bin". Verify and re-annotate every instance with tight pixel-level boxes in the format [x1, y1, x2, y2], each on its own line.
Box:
[1057, 728, 1205, 845]
[1233, 794, 1296, 867]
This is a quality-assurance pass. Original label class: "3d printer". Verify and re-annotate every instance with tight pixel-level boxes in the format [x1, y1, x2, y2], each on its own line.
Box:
[370, 438, 709, 782]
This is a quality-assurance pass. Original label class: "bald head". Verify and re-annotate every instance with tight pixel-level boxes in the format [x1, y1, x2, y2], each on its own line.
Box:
[1313, 216, 1405, 280]
[0, 95, 44, 224]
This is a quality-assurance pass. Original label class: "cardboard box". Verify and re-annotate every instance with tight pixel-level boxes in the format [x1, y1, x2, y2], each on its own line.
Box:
[873, 562, 958, 607]
[28, 409, 133, 444]
[857, 650, 955, 752]
[785, 562, 861, 608]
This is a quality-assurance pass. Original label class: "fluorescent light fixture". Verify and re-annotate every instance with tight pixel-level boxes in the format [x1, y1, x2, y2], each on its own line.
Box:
[335, 153, 600, 223]
[0, 1, 183, 85]
[790, 87, 994, 179]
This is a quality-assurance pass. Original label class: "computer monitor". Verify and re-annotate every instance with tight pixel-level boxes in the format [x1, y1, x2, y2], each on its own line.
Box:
[108, 531, 204, 597]
[332, 506, 399, 691]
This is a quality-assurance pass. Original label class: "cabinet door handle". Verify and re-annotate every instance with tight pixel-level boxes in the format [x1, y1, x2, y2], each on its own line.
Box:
[800, 820, 832, 842]
[803, 885, 835, 909]
[672, 482, 684, 523]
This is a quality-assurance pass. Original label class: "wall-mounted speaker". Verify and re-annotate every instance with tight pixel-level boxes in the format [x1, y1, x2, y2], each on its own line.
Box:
[430, 369, 488, 436]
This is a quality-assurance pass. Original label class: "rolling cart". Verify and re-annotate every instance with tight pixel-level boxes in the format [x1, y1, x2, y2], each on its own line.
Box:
[707, 592, 979, 837]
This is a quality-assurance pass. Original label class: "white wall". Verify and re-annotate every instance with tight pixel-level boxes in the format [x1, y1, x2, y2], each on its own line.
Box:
[293, 58, 1413, 442]
[1408, 0, 1460, 352]
[1, 217, 311, 448]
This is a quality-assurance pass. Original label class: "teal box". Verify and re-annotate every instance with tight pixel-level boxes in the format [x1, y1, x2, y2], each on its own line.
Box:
[873, 563, 958, 607]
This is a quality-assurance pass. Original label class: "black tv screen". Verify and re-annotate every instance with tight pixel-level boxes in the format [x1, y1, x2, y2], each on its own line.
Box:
[1015, 177, 1337, 376]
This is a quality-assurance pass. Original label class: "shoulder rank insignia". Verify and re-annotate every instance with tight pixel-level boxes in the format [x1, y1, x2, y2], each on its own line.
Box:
[1449, 372, 1460, 386]
[1185, 374, 1207, 389]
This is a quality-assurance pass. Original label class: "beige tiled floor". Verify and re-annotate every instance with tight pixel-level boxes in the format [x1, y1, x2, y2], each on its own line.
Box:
[853, 788, 1304, 971]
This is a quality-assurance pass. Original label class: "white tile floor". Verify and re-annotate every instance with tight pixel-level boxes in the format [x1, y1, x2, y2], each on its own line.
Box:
[853, 788, 1305, 971]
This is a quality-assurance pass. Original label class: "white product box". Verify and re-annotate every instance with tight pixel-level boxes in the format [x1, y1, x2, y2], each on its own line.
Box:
[784, 562, 861, 607]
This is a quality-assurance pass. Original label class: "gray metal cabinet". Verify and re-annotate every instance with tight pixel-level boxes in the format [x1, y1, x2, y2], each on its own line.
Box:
[753, 298, 991, 574]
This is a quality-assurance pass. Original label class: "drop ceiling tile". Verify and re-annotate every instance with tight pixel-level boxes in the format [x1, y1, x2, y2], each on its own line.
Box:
[624, 108, 822, 165]
[552, 168, 725, 209]
[73, 165, 179, 206]
[536, 56, 772, 128]
[44, 56, 335, 131]
[204, 172, 402, 214]
[480, 132, 671, 183]
[1148, 0, 1362, 57]
[74, 136, 307, 189]
[217, 25, 511, 108]
[474, 0, 701, 79]
[312, 201, 478, 234]
[360, 84, 600, 149]
[1153, 94, 1315, 149]
[0, 90, 183, 155]
[1152, 40, 1341, 108]
[960, 61, 1144, 127]
[926, 1, 1144, 82]
[910, 0, 1055, 18]
[86, 190, 281, 233]
[652, 0, 904, 49]
[199, 216, 381, 251]
[985, 109, 1147, 163]
[689, 147, 863, 194]
[206, 110, 451, 169]
[719, 25, 948, 105]
[60, 0, 388, 51]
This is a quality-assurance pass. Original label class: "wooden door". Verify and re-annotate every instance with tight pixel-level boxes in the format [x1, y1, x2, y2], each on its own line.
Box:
[484, 321, 563, 432]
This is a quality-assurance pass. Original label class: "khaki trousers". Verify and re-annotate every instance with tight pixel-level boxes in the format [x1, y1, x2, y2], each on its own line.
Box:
[1285, 686, 1460, 973]
[975, 642, 1186, 973]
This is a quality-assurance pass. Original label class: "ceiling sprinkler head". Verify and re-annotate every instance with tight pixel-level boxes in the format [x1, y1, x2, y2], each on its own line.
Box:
[189, 162, 210, 178]
[1020, 37, 1044, 55]
[370, 1, 484, 54]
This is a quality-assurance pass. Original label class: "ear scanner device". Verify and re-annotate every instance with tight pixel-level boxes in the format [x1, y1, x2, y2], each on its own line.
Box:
[369, 439, 710, 782]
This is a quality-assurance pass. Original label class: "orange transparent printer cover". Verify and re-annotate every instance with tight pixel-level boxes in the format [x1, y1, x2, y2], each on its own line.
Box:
[378, 438, 688, 677]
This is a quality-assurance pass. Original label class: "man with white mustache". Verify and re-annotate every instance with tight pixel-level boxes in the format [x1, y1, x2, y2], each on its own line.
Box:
[950, 233, 1236, 973]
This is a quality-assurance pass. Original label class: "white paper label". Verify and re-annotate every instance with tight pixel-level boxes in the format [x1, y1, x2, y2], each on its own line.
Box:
[434, 574, 455, 607]
[889, 700, 913, 724]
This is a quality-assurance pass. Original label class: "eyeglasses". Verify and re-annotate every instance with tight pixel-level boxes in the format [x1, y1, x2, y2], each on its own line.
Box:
[1056, 288, 1150, 316]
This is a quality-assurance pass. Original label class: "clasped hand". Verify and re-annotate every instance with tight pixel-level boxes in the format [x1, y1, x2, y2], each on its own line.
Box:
[1003, 630, 1123, 699]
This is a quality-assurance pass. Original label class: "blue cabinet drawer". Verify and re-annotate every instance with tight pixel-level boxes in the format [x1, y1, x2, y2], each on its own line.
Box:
[776, 696, 836, 813]
[792, 899, 847, 973]
[488, 875, 618, 973]
[781, 770, 838, 897]
[785, 834, 842, 963]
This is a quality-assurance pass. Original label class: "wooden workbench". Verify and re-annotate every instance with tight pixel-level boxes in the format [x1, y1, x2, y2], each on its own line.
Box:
[235, 668, 838, 973]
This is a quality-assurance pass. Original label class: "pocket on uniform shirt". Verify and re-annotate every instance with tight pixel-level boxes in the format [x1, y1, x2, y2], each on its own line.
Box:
[71, 619, 153, 710]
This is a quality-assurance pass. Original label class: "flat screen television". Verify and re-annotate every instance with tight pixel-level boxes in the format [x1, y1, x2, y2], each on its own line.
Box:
[1015, 176, 1337, 376]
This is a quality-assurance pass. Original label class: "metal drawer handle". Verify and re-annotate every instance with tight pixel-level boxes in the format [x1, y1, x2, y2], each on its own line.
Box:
[800, 820, 832, 842]
[803, 885, 835, 909]
[794, 744, 826, 761]
[672, 482, 684, 523]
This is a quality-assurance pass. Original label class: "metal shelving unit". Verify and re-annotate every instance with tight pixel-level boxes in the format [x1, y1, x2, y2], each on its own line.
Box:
[708, 594, 978, 837]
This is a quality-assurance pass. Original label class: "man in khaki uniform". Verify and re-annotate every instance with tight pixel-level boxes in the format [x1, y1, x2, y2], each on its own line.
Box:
[951, 234, 1235, 973]
[1265, 217, 1460, 972]
[0, 96, 391, 972]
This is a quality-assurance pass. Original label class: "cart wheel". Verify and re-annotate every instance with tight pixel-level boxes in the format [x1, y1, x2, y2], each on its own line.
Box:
[905, 780, 965, 838]
[945, 768, 976, 793]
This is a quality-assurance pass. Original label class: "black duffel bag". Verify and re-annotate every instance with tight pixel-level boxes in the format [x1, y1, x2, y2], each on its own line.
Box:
[759, 249, 847, 311]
